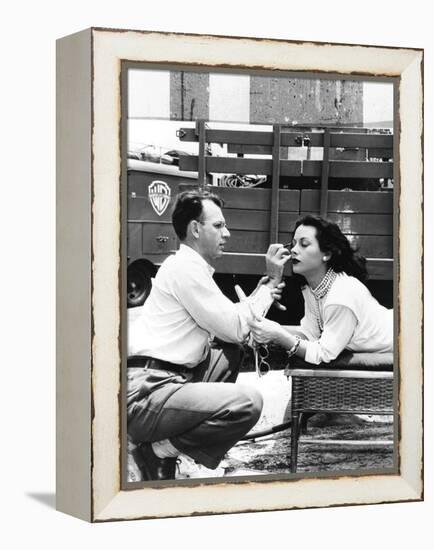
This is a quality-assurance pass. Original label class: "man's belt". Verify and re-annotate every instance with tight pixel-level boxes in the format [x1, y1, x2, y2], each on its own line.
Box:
[127, 355, 189, 375]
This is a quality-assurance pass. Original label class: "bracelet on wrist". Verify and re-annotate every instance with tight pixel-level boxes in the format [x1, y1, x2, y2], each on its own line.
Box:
[286, 335, 301, 358]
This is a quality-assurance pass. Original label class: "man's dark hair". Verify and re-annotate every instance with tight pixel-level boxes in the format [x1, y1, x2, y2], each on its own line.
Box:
[171, 190, 223, 240]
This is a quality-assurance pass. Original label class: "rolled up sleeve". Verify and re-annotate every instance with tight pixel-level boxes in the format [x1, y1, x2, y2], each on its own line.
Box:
[172, 268, 272, 344]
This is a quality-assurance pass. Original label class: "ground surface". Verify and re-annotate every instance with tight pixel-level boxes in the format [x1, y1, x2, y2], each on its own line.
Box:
[224, 419, 394, 477]
[128, 418, 394, 482]
[222, 349, 395, 477]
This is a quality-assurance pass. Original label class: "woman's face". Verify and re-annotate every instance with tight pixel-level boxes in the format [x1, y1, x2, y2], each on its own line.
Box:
[290, 224, 327, 277]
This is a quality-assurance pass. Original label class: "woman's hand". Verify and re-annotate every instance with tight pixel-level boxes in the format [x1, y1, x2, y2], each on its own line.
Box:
[265, 244, 291, 283]
[248, 315, 283, 345]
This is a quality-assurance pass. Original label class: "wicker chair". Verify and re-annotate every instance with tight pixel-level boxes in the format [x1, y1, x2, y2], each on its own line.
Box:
[286, 351, 394, 473]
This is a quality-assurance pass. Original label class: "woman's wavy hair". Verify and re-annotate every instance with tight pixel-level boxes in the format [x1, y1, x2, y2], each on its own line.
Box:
[293, 215, 368, 284]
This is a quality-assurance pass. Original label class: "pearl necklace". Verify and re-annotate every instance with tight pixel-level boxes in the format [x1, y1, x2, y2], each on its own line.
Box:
[310, 268, 337, 332]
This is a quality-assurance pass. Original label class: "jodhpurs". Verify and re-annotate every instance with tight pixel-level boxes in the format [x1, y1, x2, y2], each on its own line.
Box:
[127, 342, 263, 469]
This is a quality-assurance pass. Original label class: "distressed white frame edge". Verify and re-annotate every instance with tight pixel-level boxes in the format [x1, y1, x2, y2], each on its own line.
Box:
[56, 27, 423, 523]
[56, 28, 92, 522]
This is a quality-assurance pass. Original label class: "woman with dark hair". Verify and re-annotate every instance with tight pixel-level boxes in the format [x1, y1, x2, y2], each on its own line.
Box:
[248, 215, 393, 364]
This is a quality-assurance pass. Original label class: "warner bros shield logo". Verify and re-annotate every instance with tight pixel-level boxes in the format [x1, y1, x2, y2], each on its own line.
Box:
[148, 180, 171, 216]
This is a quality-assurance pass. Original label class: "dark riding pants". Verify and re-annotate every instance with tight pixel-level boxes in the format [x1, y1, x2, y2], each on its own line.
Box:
[127, 343, 263, 469]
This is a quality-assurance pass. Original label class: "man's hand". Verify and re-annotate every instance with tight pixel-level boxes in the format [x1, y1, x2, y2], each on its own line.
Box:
[254, 275, 286, 311]
[265, 244, 291, 283]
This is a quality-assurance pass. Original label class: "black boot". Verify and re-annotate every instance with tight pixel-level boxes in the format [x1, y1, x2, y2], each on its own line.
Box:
[133, 443, 177, 481]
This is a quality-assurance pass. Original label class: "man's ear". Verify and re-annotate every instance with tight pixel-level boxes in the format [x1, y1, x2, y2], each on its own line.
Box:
[189, 220, 201, 239]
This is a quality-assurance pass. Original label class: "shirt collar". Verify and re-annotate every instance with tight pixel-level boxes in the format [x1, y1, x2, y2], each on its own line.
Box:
[178, 244, 215, 275]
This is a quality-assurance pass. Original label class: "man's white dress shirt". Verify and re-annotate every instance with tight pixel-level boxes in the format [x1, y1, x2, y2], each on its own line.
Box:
[128, 244, 273, 367]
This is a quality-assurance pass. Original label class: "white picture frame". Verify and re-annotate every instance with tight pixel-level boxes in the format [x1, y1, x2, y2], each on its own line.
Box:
[56, 27, 423, 522]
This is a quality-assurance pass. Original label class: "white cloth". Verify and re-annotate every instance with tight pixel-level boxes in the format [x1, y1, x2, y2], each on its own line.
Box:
[128, 244, 273, 367]
[299, 272, 393, 364]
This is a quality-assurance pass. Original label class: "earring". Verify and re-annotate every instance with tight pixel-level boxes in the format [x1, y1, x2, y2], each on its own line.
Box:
[322, 256, 328, 261]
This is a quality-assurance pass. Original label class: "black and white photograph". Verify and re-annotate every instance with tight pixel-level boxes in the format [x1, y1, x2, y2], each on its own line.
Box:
[53, 26, 422, 523]
[124, 65, 396, 484]
[3, 0, 431, 539]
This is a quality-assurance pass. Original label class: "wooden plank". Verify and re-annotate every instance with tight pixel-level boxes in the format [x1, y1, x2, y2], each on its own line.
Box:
[346, 235, 393, 258]
[270, 125, 281, 241]
[132, 229, 393, 262]
[178, 128, 322, 147]
[300, 211, 393, 236]
[223, 231, 270, 252]
[216, 254, 266, 275]
[225, 210, 269, 231]
[329, 148, 367, 161]
[197, 120, 207, 188]
[141, 252, 391, 279]
[303, 160, 393, 179]
[179, 128, 321, 147]
[301, 190, 393, 214]
[283, 132, 322, 147]
[136, 228, 294, 258]
[320, 128, 330, 217]
[226, 143, 393, 159]
[224, 210, 299, 231]
[278, 232, 293, 245]
[215, 187, 299, 211]
[290, 131, 392, 149]
[178, 127, 274, 145]
[329, 133, 393, 148]
[274, 233, 393, 259]
[207, 186, 272, 210]
[278, 189, 301, 212]
[365, 259, 393, 280]
[179, 155, 302, 176]
[178, 159, 393, 179]
[180, 154, 270, 173]
[179, 127, 393, 149]
[227, 133, 322, 153]
[368, 148, 393, 159]
[215, 230, 293, 253]
[281, 160, 303, 177]
[215, 253, 293, 276]
[277, 212, 299, 232]
[177, 184, 299, 211]
[192, 128, 316, 147]
[227, 144, 273, 155]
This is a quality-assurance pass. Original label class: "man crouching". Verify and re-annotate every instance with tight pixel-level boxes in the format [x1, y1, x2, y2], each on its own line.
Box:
[127, 190, 289, 480]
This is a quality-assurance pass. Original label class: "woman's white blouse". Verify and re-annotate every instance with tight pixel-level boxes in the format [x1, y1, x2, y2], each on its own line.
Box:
[299, 272, 393, 364]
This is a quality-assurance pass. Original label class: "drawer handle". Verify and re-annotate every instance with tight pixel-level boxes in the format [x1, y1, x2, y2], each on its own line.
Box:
[156, 235, 169, 243]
